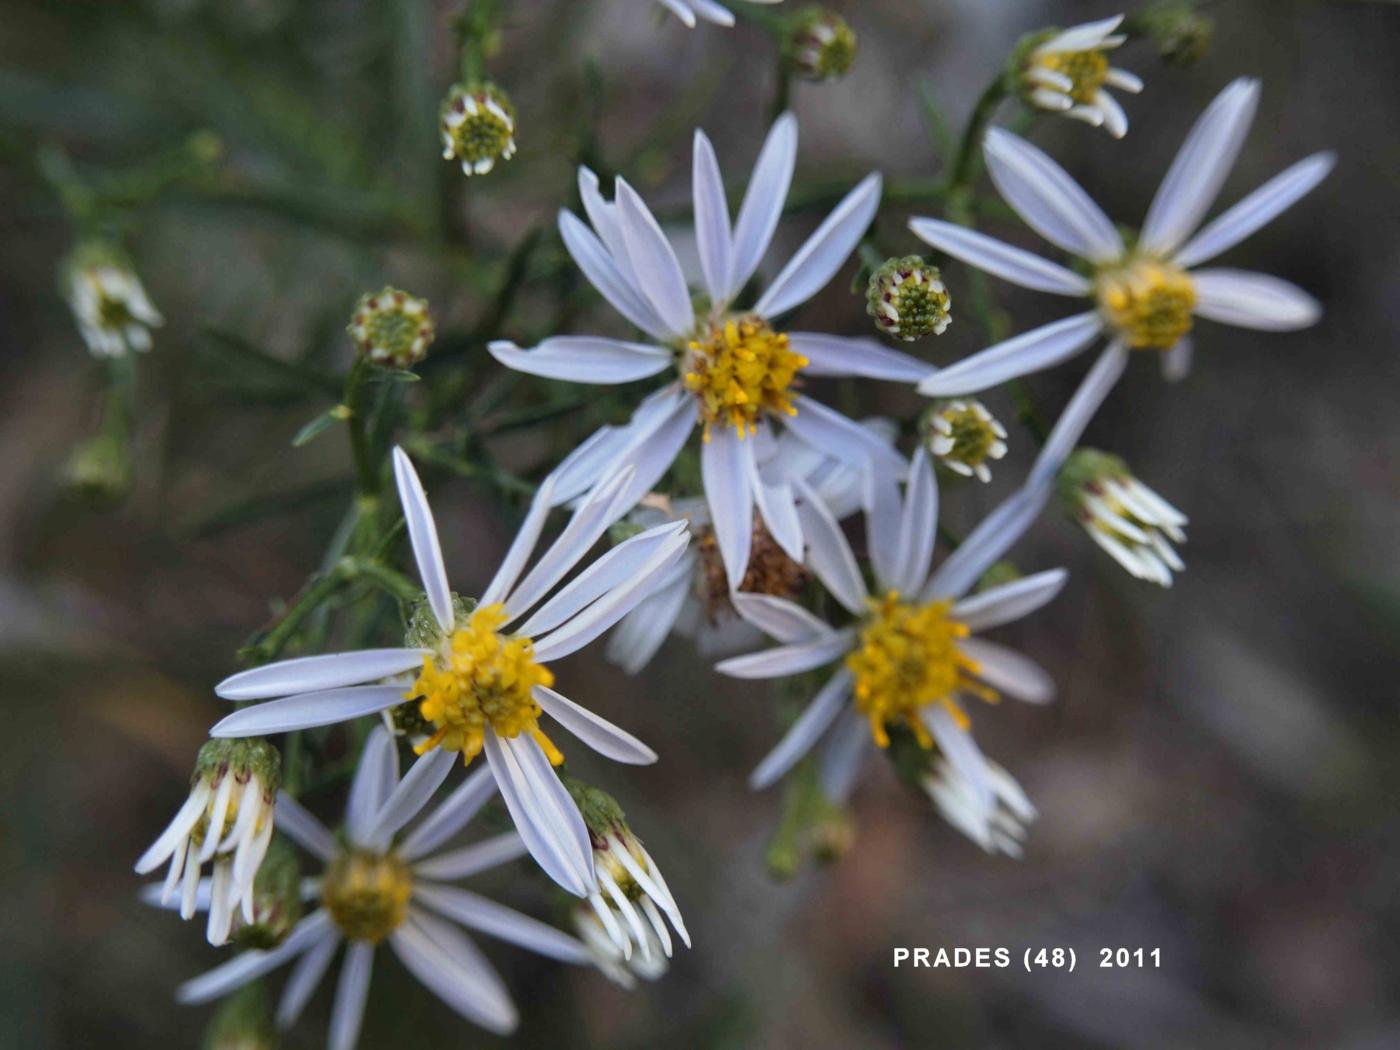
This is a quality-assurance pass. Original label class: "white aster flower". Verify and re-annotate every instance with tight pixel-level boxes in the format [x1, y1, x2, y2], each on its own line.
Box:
[1020, 14, 1142, 137]
[716, 448, 1066, 845]
[66, 251, 164, 358]
[135, 738, 279, 947]
[606, 420, 895, 674]
[491, 114, 926, 590]
[923, 749, 1037, 857]
[153, 727, 589, 1048]
[651, 0, 780, 30]
[208, 448, 689, 899]
[912, 78, 1333, 417]
[926, 398, 1007, 482]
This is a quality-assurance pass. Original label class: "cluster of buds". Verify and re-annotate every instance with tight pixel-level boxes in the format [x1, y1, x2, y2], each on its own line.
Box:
[786, 7, 857, 81]
[347, 286, 436, 369]
[567, 781, 689, 988]
[866, 256, 951, 341]
[440, 81, 517, 176]
[924, 399, 1008, 483]
[63, 242, 164, 358]
[135, 738, 280, 945]
[1056, 448, 1188, 587]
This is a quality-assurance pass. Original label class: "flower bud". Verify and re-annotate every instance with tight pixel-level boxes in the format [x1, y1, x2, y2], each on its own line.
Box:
[866, 256, 951, 341]
[439, 81, 517, 176]
[347, 287, 435, 369]
[787, 8, 857, 81]
[1056, 448, 1188, 587]
[63, 242, 163, 359]
[566, 781, 689, 983]
[924, 399, 1007, 483]
[202, 982, 275, 1050]
[1136, 3, 1214, 67]
[135, 738, 281, 946]
[63, 431, 132, 508]
[231, 837, 304, 950]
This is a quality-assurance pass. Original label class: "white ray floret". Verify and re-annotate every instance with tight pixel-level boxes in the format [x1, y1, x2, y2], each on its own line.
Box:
[66, 256, 164, 358]
[148, 728, 589, 1049]
[911, 79, 1332, 431]
[716, 447, 1066, 846]
[923, 749, 1038, 857]
[650, 0, 781, 30]
[1022, 15, 1141, 138]
[490, 114, 922, 591]
[210, 448, 689, 899]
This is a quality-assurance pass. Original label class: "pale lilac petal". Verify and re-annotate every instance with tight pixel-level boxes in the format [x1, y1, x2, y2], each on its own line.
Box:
[410, 831, 526, 880]
[534, 686, 657, 765]
[487, 337, 671, 384]
[819, 709, 870, 803]
[209, 686, 406, 738]
[909, 219, 1092, 297]
[1191, 269, 1322, 331]
[177, 911, 335, 1004]
[786, 396, 908, 478]
[921, 707, 992, 820]
[1161, 336, 1194, 383]
[960, 638, 1056, 704]
[399, 767, 498, 861]
[274, 791, 336, 861]
[793, 477, 868, 615]
[748, 444, 804, 562]
[413, 883, 590, 964]
[750, 669, 852, 789]
[952, 569, 1068, 633]
[729, 593, 832, 644]
[891, 447, 939, 595]
[215, 649, 429, 701]
[701, 426, 754, 591]
[693, 129, 733, 302]
[390, 911, 517, 1034]
[728, 113, 798, 299]
[392, 447, 454, 634]
[1028, 341, 1130, 490]
[789, 332, 932, 382]
[606, 562, 692, 674]
[478, 476, 558, 608]
[923, 486, 1050, 602]
[346, 726, 399, 847]
[558, 209, 669, 340]
[616, 177, 694, 337]
[363, 746, 457, 851]
[715, 628, 854, 679]
[917, 312, 1103, 398]
[276, 932, 339, 1030]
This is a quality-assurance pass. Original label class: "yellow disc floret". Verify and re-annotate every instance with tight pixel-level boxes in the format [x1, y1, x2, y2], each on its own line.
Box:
[1096, 257, 1197, 350]
[322, 850, 412, 943]
[1035, 47, 1110, 105]
[407, 604, 560, 766]
[684, 315, 808, 440]
[846, 592, 995, 749]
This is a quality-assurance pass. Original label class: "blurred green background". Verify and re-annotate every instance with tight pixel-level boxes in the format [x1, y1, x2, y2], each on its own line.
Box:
[2, 0, 1399, 1047]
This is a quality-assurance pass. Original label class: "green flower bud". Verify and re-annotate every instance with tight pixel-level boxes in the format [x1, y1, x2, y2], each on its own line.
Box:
[347, 287, 435, 369]
[787, 8, 857, 81]
[866, 256, 951, 341]
[440, 81, 517, 176]
[202, 982, 275, 1050]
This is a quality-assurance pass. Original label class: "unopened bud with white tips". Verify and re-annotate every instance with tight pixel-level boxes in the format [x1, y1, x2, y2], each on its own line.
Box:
[566, 781, 689, 985]
[134, 738, 280, 946]
[63, 241, 163, 359]
[924, 399, 1007, 483]
[787, 8, 857, 81]
[1057, 449, 1188, 587]
[440, 81, 517, 176]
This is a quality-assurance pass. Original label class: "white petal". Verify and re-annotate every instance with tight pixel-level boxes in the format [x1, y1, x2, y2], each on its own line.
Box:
[517, 520, 688, 637]
[818, 709, 870, 803]
[655, 0, 697, 27]
[1106, 68, 1143, 93]
[502, 465, 636, 619]
[134, 786, 209, 873]
[715, 628, 853, 679]
[413, 883, 590, 964]
[984, 128, 1123, 262]
[750, 668, 852, 789]
[483, 732, 595, 897]
[606, 391, 698, 511]
[923, 486, 1050, 602]
[478, 476, 558, 609]
[615, 177, 694, 338]
[701, 427, 754, 591]
[346, 726, 399, 847]
[1191, 269, 1322, 331]
[528, 529, 690, 663]
[916, 312, 1103, 398]
[558, 209, 669, 340]
[535, 685, 657, 765]
[1028, 341, 1130, 490]
[793, 477, 867, 615]
[960, 638, 1056, 704]
[215, 649, 430, 701]
[748, 446, 804, 562]
[891, 447, 938, 595]
[693, 129, 733, 302]
[274, 791, 337, 861]
[1095, 89, 1128, 140]
[786, 396, 908, 478]
[276, 932, 339, 1030]
[606, 564, 692, 674]
[730, 593, 832, 644]
[952, 569, 1068, 632]
[390, 912, 518, 1034]
[209, 685, 406, 737]
[177, 911, 334, 1004]
[399, 767, 499, 861]
[487, 337, 671, 384]
[392, 448, 454, 634]
[689, 0, 736, 26]
[1161, 336, 1194, 382]
[755, 173, 882, 317]
[864, 471, 904, 595]
[411, 831, 527, 880]
[788, 332, 931, 382]
[1139, 78, 1261, 256]
[1035, 14, 1123, 54]
[728, 112, 798, 299]
[909, 218, 1092, 297]
[362, 746, 456, 851]
[1174, 152, 1335, 269]
[921, 707, 992, 822]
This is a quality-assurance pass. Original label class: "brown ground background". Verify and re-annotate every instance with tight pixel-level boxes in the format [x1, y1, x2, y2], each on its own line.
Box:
[2, 1, 1399, 1047]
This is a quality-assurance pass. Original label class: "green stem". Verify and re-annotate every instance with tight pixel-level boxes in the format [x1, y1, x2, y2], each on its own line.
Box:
[341, 358, 379, 499]
[947, 76, 1009, 209]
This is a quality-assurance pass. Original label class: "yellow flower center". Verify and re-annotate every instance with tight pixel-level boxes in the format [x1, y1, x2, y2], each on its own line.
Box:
[322, 850, 413, 943]
[1036, 48, 1110, 105]
[684, 315, 807, 440]
[1096, 258, 1197, 350]
[845, 593, 995, 749]
[407, 604, 561, 766]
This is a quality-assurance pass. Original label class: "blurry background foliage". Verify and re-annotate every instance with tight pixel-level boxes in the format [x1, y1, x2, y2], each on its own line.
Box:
[2, 0, 1399, 1047]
